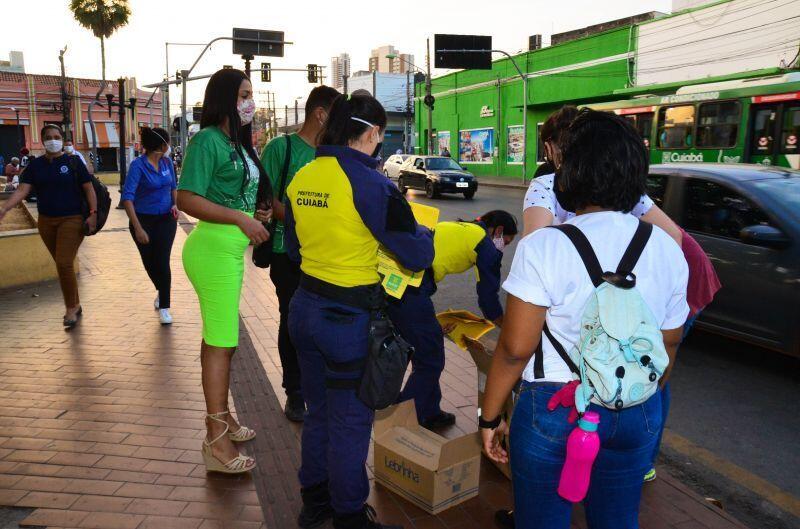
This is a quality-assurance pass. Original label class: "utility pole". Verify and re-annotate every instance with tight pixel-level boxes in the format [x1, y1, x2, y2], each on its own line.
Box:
[243, 54, 254, 78]
[105, 78, 137, 207]
[294, 99, 298, 125]
[426, 38, 434, 155]
[58, 46, 71, 141]
[180, 70, 188, 156]
[405, 69, 411, 154]
[284, 105, 288, 132]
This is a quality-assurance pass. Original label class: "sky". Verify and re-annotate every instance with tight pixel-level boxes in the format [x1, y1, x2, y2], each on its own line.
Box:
[4, 0, 673, 114]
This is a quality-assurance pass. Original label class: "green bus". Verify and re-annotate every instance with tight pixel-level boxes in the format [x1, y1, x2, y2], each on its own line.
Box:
[589, 72, 800, 170]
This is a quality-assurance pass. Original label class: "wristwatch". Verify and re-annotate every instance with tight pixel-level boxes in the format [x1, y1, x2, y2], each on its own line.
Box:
[478, 409, 501, 429]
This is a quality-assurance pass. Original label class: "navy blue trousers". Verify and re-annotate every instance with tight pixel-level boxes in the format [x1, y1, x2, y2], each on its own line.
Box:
[288, 287, 374, 515]
[386, 273, 445, 423]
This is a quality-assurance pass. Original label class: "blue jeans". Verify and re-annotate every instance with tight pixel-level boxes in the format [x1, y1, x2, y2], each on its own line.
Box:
[288, 287, 374, 515]
[510, 382, 662, 529]
[386, 273, 444, 422]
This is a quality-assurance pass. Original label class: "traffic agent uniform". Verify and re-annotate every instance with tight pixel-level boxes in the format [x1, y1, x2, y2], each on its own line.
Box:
[387, 221, 504, 424]
[284, 145, 433, 517]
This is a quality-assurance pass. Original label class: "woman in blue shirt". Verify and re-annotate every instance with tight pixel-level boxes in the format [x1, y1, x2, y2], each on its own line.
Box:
[122, 127, 178, 324]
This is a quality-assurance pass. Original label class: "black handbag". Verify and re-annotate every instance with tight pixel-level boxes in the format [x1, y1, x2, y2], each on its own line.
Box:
[358, 309, 415, 410]
[252, 135, 292, 268]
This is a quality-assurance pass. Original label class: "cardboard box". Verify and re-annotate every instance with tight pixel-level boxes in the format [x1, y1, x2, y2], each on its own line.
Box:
[465, 336, 519, 480]
[373, 400, 481, 514]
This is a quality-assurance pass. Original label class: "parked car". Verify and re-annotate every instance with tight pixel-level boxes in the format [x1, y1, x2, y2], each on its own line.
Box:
[397, 156, 478, 199]
[648, 163, 800, 357]
[383, 154, 411, 179]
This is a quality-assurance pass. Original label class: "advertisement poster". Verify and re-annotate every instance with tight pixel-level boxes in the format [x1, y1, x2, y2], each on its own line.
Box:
[437, 131, 451, 157]
[459, 128, 494, 164]
[507, 125, 524, 164]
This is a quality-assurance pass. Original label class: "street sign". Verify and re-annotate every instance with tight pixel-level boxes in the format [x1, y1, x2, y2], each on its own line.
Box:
[434, 34, 492, 70]
[232, 28, 285, 57]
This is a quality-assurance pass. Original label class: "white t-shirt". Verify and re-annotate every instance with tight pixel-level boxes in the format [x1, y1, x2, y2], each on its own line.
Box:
[523, 173, 654, 223]
[503, 211, 689, 383]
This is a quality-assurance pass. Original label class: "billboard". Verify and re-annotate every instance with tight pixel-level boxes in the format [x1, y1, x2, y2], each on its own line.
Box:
[459, 128, 494, 164]
[507, 125, 524, 164]
[437, 131, 451, 156]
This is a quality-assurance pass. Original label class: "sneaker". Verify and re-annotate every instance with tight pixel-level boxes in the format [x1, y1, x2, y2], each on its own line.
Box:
[154, 294, 160, 310]
[284, 392, 305, 423]
[158, 308, 173, 325]
[494, 509, 514, 529]
[333, 504, 402, 529]
[420, 411, 456, 430]
[644, 468, 657, 482]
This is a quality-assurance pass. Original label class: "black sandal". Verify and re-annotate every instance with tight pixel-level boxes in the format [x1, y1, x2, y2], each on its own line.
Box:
[63, 306, 83, 329]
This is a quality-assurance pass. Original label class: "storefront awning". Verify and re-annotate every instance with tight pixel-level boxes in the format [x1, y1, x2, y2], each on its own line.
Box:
[82, 121, 120, 148]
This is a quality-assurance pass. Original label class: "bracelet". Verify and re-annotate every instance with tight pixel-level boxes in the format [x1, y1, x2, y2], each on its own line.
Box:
[89, 209, 97, 215]
[478, 413, 501, 430]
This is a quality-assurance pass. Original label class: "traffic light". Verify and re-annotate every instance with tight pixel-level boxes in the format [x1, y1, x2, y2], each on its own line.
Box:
[261, 63, 271, 83]
[307, 64, 318, 83]
[424, 94, 435, 111]
[192, 106, 203, 122]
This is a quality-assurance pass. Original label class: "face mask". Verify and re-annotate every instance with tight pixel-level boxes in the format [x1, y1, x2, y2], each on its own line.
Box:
[237, 99, 256, 125]
[44, 140, 63, 154]
[164, 146, 172, 158]
[371, 141, 383, 159]
[493, 236, 506, 253]
[553, 171, 578, 213]
[64, 145, 75, 154]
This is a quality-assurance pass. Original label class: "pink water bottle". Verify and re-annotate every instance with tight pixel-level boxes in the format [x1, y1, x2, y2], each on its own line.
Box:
[557, 411, 600, 502]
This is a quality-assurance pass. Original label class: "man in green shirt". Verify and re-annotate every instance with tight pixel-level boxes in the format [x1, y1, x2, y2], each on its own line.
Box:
[260, 85, 340, 422]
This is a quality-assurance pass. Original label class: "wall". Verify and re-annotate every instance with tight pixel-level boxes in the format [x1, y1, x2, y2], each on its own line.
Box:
[636, 0, 800, 86]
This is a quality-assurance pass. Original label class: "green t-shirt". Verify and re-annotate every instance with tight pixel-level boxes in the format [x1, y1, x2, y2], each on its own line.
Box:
[260, 133, 315, 252]
[178, 126, 260, 212]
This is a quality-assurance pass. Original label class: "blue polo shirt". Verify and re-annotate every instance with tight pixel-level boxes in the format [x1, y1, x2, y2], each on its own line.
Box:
[121, 155, 177, 215]
[20, 154, 91, 217]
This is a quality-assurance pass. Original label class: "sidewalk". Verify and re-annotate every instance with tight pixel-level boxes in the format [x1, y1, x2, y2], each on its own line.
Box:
[0, 200, 749, 529]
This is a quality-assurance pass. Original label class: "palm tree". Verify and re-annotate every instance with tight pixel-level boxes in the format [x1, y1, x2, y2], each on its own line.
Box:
[69, 0, 130, 172]
[69, 0, 131, 83]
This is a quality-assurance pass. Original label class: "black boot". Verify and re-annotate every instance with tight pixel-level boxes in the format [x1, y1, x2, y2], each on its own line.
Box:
[285, 391, 306, 423]
[298, 481, 334, 529]
[419, 411, 456, 430]
[333, 504, 402, 529]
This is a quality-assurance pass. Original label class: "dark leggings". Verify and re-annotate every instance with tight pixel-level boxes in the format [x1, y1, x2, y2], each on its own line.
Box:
[130, 213, 177, 308]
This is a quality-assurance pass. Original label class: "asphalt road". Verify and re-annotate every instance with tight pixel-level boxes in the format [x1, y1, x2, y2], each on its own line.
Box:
[403, 183, 800, 529]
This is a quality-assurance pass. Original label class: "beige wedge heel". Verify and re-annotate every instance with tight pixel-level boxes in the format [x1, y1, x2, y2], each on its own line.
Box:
[202, 412, 256, 474]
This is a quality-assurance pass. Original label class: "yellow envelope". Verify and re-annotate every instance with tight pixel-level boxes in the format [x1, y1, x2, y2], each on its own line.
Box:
[436, 310, 496, 349]
[377, 203, 440, 297]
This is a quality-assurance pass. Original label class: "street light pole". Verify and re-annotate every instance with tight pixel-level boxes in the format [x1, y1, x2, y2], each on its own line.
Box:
[180, 70, 188, 157]
[58, 46, 71, 141]
[425, 38, 434, 155]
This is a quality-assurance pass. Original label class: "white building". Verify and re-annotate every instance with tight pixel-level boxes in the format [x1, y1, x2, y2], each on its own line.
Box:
[347, 71, 415, 155]
[0, 51, 25, 73]
[634, 0, 800, 86]
[330, 53, 350, 91]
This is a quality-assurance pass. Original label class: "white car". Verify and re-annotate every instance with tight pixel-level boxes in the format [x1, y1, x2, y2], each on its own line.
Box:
[383, 154, 411, 179]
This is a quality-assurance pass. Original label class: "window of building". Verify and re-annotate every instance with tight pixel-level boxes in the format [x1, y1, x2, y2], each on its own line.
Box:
[684, 179, 771, 239]
[657, 105, 695, 149]
[780, 105, 800, 154]
[696, 101, 740, 148]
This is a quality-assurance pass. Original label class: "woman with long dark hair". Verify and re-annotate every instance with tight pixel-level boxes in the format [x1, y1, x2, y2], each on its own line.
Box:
[285, 92, 433, 529]
[122, 127, 178, 325]
[177, 68, 272, 474]
[0, 124, 97, 329]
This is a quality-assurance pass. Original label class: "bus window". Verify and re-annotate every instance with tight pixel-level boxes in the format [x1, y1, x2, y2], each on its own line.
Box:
[658, 105, 695, 149]
[623, 113, 654, 148]
[780, 106, 799, 154]
[696, 101, 740, 148]
[751, 107, 776, 153]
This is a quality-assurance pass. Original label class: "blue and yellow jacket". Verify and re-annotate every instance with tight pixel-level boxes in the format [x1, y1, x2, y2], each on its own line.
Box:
[432, 221, 504, 321]
[285, 145, 433, 288]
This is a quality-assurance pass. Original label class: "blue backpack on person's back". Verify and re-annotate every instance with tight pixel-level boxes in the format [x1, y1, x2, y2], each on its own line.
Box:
[533, 221, 669, 414]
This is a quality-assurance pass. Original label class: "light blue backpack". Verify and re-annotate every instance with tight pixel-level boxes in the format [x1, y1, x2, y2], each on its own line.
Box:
[533, 221, 669, 413]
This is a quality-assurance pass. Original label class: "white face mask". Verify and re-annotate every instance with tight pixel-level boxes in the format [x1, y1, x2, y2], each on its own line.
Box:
[163, 146, 172, 158]
[44, 139, 63, 153]
[237, 99, 256, 125]
[64, 145, 75, 154]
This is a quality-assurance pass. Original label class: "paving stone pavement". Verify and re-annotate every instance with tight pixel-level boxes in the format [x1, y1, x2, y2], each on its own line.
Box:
[0, 200, 750, 529]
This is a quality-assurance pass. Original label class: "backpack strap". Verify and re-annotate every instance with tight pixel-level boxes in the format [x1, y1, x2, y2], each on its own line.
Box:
[276, 134, 292, 202]
[615, 220, 653, 275]
[533, 323, 580, 379]
[548, 224, 604, 288]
